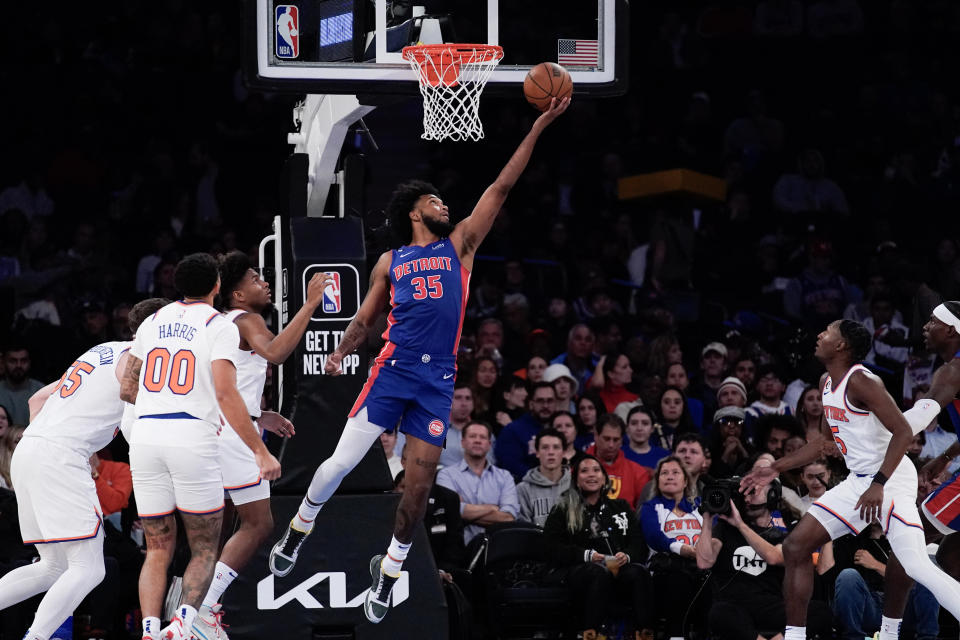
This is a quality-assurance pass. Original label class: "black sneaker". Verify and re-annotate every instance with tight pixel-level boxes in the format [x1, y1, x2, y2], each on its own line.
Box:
[363, 554, 398, 623]
[268, 519, 311, 577]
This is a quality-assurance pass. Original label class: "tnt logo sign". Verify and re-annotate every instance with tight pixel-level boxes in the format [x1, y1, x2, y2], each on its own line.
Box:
[276, 5, 299, 59]
[322, 272, 341, 313]
[303, 264, 360, 322]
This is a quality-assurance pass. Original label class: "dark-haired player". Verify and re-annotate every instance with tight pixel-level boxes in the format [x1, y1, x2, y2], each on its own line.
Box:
[0, 298, 167, 640]
[185, 252, 331, 640]
[121, 253, 281, 640]
[269, 98, 569, 624]
[743, 319, 960, 640]
[877, 301, 960, 638]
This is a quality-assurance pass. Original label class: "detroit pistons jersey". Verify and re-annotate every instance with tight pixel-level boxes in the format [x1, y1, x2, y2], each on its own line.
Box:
[131, 300, 240, 426]
[223, 309, 268, 418]
[822, 364, 890, 475]
[26, 341, 130, 458]
[382, 239, 469, 357]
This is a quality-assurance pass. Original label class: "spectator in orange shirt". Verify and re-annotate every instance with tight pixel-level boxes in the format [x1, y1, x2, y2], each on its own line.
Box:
[585, 414, 651, 509]
[89, 451, 133, 516]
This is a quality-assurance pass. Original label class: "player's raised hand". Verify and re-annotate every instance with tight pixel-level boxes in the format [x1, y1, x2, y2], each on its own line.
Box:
[534, 96, 571, 129]
[257, 451, 282, 481]
[740, 465, 777, 494]
[324, 351, 344, 376]
[855, 484, 883, 523]
[259, 410, 295, 438]
[306, 272, 333, 307]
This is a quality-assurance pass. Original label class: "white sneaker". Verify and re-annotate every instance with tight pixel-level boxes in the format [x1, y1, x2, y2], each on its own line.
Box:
[160, 616, 189, 640]
[190, 604, 229, 640]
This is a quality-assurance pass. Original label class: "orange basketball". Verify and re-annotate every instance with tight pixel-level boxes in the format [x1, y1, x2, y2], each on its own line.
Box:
[523, 62, 573, 111]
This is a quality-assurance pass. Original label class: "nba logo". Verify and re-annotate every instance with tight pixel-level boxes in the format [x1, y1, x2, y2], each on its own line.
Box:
[276, 5, 299, 59]
[322, 272, 341, 313]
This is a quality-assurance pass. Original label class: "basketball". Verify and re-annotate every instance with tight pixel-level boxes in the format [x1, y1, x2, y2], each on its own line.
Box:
[523, 62, 573, 111]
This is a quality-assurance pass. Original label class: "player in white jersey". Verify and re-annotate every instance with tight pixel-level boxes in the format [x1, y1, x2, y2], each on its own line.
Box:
[743, 319, 960, 640]
[186, 251, 330, 640]
[120, 253, 281, 640]
[0, 298, 168, 640]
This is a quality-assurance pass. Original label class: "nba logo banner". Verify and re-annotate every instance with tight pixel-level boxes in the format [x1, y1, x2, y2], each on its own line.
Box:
[322, 272, 341, 313]
[302, 264, 360, 323]
[276, 5, 299, 59]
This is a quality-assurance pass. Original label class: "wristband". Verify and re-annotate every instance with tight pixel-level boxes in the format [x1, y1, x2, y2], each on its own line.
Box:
[872, 471, 888, 487]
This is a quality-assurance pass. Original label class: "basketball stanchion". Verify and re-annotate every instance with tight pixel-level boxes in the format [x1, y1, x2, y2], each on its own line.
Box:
[401, 44, 504, 142]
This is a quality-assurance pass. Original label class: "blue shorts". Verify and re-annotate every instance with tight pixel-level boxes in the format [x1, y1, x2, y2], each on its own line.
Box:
[349, 345, 456, 445]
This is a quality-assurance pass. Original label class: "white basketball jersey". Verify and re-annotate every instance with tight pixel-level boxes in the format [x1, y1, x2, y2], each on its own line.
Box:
[822, 364, 891, 474]
[26, 341, 130, 458]
[223, 309, 268, 418]
[131, 300, 240, 426]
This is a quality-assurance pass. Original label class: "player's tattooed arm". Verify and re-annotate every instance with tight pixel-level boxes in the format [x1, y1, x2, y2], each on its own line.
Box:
[119, 355, 142, 404]
[325, 252, 390, 376]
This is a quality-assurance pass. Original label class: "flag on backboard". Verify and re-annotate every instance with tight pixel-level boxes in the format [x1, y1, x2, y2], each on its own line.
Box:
[558, 39, 599, 66]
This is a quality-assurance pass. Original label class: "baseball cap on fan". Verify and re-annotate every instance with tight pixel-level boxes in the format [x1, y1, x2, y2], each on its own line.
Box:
[701, 342, 728, 359]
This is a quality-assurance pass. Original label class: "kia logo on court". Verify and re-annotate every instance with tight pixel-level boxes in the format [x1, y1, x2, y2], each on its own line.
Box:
[303, 264, 360, 322]
[257, 572, 410, 609]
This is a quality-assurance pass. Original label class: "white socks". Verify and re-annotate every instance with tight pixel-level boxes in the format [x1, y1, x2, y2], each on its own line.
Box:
[177, 604, 198, 633]
[294, 497, 323, 532]
[381, 536, 411, 577]
[784, 626, 806, 640]
[879, 615, 902, 640]
[143, 615, 161, 639]
[202, 562, 238, 608]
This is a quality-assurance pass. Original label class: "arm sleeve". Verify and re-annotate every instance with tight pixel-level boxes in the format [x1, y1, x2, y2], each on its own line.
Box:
[542, 506, 589, 566]
[639, 500, 675, 554]
[498, 471, 519, 518]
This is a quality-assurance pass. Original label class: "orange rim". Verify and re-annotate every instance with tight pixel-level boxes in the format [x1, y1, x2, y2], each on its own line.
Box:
[402, 44, 504, 87]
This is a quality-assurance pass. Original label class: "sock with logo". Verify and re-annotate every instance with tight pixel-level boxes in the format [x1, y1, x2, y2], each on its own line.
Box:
[202, 562, 238, 608]
[784, 626, 806, 640]
[878, 616, 902, 640]
[177, 605, 198, 634]
[381, 536, 411, 577]
[142, 616, 161, 639]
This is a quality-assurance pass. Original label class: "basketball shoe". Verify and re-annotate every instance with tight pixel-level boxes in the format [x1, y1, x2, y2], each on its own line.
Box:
[268, 518, 312, 577]
[160, 614, 189, 640]
[190, 603, 229, 640]
[363, 554, 398, 624]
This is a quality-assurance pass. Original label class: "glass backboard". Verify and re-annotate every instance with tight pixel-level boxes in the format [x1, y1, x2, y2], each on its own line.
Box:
[245, 0, 628, 96]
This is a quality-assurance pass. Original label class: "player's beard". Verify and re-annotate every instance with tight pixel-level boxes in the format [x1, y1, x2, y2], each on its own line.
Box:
[422, 214, 455, 238]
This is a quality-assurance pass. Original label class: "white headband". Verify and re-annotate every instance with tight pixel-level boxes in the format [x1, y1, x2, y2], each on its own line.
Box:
[933, 303, 960, 332]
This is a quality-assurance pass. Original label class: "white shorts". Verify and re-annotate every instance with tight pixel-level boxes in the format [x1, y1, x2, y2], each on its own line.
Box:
[12, 437, 103, 544]
[220, 421, 269, 506]
[130, 418, 224, 517]
[809, 458, 923, 539]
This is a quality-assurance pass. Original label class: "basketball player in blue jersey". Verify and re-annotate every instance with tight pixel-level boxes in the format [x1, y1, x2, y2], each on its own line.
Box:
[870, 300, 960, 638]
[269, 96, 569, 623]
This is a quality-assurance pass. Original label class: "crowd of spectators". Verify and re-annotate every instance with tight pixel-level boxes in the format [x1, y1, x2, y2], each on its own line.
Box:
[3, 0, 960, 639]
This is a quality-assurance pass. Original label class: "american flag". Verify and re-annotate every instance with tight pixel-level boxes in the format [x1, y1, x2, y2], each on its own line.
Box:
[558, 39, 599, 66]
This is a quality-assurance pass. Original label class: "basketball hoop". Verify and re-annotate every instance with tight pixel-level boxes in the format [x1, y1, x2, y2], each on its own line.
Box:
[402, 44, 504, 142]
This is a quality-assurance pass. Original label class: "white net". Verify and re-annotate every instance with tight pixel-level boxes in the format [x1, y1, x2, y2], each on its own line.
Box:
[402, 44, 504, 142]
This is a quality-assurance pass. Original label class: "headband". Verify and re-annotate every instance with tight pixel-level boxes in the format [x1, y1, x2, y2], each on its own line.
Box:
[933, 303, 960, 332]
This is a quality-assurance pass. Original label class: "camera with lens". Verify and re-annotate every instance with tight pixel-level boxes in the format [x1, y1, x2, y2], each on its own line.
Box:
[701, 477, 746, 516]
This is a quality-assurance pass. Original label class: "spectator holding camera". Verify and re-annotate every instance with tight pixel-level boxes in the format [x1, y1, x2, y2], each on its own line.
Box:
[542, 454, 652, 640]
[639, 455, 704, 637]
[696, 476, 832, 640]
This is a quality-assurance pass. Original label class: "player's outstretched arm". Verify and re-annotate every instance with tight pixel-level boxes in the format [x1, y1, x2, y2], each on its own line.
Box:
[905, 363, 960, 435]
[452, 97, 570, 259]
[212, 359, 281, 480]
[237, 272, 332, 365]
[325, 252, 391, 376]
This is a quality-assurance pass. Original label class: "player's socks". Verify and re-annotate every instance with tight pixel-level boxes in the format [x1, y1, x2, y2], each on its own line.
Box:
[294, 496, 324, 532]
[202, 562, 238, 608]
[21, 630, 44, 640]
[878, 616, 902, 640]
[143, 616, 161, 640]
[784, 626, 805, 640]
[381, 537, 411, 577]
